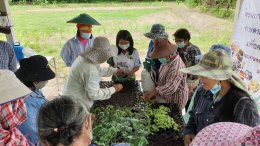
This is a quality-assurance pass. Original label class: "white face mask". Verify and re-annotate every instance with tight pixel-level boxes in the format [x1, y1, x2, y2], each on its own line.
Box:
[34, 81, 48, 90]
[119, 44, 130, 50]
[81, 32, 91, 39]
[177, 41, 185, 49]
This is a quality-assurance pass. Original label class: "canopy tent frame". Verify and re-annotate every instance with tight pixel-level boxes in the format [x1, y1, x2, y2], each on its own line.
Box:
[0, 0, 17, 44]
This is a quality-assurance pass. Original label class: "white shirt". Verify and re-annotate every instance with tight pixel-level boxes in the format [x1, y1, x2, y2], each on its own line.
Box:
[61, 56, 118, 110]
[113, 50, 141, 73]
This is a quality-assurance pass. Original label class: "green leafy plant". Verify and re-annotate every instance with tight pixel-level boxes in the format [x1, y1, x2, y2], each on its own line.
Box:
[92, 106, 149, 146]
[146, 104, 179, 133]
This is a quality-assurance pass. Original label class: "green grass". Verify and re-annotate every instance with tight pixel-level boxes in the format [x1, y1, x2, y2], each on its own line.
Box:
[1, 2, 234, 60]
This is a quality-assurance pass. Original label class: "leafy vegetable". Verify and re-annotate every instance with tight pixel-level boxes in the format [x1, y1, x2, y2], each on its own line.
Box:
[92, 104, 179, 146]
[92, 106, 149, 146]
[146, 105, 180, 134]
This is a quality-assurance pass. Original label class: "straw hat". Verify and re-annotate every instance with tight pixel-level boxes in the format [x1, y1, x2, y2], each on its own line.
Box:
[0, 69, 31, 105]
[81, 36, 118, 64]
[149, 38, 177, 59]
[67, 13, 101, 25]
[15, 55, 55, 82]
[190, 122, 260, 145]
[144, 24, 169, 39]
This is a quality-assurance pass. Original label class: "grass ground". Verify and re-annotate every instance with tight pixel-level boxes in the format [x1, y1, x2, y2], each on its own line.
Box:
[2, 2, 234, 57]
[1, 2, 235, 98]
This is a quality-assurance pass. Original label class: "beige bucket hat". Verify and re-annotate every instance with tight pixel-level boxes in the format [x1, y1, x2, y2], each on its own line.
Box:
[0, 69, 31, 105]
[81, 36, 118, 64]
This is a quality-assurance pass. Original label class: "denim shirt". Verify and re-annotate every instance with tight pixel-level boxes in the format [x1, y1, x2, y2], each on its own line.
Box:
[146, 40, 161, 70]
[184, 85, 260, 135]
[18, 90, 47, 146]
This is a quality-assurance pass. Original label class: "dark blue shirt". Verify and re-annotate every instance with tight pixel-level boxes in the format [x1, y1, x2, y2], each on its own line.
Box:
[184, 85, 260, 135]
[146, 40, 161, 70]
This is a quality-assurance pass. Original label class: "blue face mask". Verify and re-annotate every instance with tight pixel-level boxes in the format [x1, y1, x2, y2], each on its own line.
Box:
[81, 32, 91, 39]
[210, 83, 221, 94]
[177, 42, 185, 49]
[159, 58, 168, 64]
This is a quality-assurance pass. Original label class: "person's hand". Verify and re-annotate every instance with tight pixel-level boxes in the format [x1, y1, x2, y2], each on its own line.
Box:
[128, 71, 134, 79]
[117, 69, 125, 77]
[113, 84, 123, 92]
[144, 91, 157, 101]
[184, 134, 196, 146]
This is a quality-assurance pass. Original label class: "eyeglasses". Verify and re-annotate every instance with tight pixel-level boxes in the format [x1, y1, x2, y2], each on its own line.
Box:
[173, 38, 184, 43]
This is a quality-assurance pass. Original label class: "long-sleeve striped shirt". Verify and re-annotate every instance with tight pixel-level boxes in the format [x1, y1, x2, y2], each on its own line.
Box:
[0, 41, 17, 72]
[60, 36, 94, 67]
[156, 55, 189, 109]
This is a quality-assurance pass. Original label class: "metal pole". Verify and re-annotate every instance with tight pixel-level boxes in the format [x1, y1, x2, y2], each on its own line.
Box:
[0, 0, 17, 44]
[233, 0, 244, 31]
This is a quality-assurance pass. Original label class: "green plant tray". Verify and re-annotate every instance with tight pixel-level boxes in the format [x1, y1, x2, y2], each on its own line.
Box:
[148, 103, 184, 146]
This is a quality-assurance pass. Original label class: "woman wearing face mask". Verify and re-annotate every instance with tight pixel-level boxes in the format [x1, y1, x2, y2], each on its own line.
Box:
[15, 55, 55, 146]
[181, 49, 260, 146]
[38, 96, 92, 146]
[173, 28, 201, 110]
[61, 13, 100, 67]
[107, 30, 141, 82]
[143, 38, 189, 111]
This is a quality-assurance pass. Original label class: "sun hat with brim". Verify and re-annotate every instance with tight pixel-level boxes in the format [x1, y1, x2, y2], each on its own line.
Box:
[15, 55, 55, 82]
[149, 38, 177, 59]
[67, 13, 101, 25]
[144, 24, 169, 39]
[182, 49, 247, 91]
[190, 122, 260, 146]
[81, 36, 118, 64]
[195, 44, 232, 61]
[0, 69, 31, 105]
[181, 49, 233, 80]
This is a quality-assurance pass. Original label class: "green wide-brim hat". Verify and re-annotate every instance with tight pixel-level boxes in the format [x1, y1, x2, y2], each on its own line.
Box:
[67, 13, 101, 25]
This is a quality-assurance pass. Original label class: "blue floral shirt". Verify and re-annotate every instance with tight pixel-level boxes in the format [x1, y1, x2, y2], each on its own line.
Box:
[18, 90, 47, 146]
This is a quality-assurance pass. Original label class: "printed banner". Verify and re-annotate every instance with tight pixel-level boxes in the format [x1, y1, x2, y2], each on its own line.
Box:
[232, 0, 260, 109]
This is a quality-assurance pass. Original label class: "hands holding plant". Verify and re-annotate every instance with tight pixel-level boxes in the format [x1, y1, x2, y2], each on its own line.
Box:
[113, 84, 123, 92]
[117, 69, 125, 77]
[144, 90, 159, 101]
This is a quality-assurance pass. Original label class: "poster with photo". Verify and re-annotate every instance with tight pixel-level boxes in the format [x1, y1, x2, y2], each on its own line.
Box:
[232, 0, 260, 109]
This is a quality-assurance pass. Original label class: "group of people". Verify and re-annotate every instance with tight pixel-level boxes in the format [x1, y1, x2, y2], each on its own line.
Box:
[0, 12, 260, 146]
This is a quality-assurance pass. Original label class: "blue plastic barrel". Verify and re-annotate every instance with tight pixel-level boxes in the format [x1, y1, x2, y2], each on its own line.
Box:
[13, 42, 24, 61]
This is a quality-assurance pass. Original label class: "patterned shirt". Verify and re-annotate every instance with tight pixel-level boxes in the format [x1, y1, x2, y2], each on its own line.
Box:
[184, 85, 260, 135]
[61, 35, 94, 67]
[156, 55, 189, 109]
[18, 90, 47, 146]
[0, 41, 17, 72]
[0, 98, 29, 146]
[177, 43, 201, 80]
